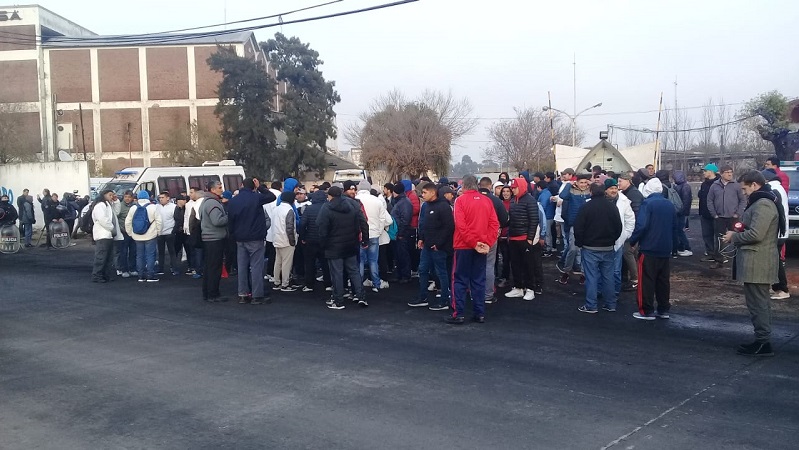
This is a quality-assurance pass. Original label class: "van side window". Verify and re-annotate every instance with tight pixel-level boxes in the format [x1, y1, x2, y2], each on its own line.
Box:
[158, 177, 187, 198]
[139, 182, 156, 199]
[188, 175, 220, 191]
[224, 174, 244, 192]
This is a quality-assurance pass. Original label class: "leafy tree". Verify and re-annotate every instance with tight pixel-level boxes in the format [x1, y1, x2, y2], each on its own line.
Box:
[261, 33, 340, 178]
[742, 90, 799, 161]
[162, 120, 227, 166]
[207, 45, 278, 179]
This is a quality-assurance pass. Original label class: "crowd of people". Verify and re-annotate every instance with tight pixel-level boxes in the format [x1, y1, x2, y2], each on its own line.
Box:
[3, 158, 789, 357]
[0, 188, 89, 249]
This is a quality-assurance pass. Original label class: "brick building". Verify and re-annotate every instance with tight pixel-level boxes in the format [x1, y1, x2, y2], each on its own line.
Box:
[0, 5, 283, 174]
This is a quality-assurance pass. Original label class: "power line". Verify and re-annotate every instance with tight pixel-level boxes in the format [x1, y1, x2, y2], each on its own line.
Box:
[608, 115, 755, 134]
[0, 0, 418, 46]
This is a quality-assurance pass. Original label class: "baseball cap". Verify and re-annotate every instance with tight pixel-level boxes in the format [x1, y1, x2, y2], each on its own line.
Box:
[703, 163, 719, 173]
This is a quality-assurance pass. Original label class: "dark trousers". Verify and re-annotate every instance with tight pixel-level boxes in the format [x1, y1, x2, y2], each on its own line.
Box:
[202, 240, 225, 300]
[264, 241, 276, 277]
[713, 217, 736, 262]
[509, 240, 535, 290]
[293, 243, 305, 279]
[328, 255, 363, 304]
[304, 242, 330, 289]
[637, 253, 671, 315]
[174, 232, 193, 271]
[497, 238, 510, 279]
[116, 233, 136, 272]
[410, 228, 420, 272]
[393, 237, 412, 280]
[451, 249, 487, 318]
[224, 237, 237, 272]
[674, 214, 690, 252]
[700, 216, 715, 255]
[91, 238, 115, 281]
[379, 243, 392, 279]
[157, 234, 177, 274]
[773, 239, 788, 293]
[743, 283, 772, 343]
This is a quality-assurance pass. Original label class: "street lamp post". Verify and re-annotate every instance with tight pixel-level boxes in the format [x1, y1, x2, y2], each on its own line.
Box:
[543, 102, 603, 147]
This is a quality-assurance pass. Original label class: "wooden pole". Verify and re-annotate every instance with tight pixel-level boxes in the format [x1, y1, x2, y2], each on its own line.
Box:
[653, 92, 663, 169]
[79, 103, 88, 162]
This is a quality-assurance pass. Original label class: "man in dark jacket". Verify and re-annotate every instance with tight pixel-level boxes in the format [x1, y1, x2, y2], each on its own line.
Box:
[318, 186, 369, 309]
[672, 170, 693, 257]
[697, 164, 720, 260]
[506, 177, 540, 300]
[18, 193, 35, 247]
[227, 178, 276, 304]
[630, 178, 675, 320]
[409, 182, 455, 310]
[573, 183, 622, 313]
[618, 172, 643, 290]
[478, 177, 509, 304]
[707, 165, 746, 269]
[16, 188, 29, 236]
[390, 183, 413, 283]
[300, 190, 331, 292]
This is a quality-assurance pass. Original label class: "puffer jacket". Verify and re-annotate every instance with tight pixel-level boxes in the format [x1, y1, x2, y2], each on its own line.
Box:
[559, 182, 591, 228]
[317, 196, 369, 259]
[271, 191, 298, 248]
[697, 175, 719, 219]
[92, 201, 124, 241]
[300, 190, 327, 244]
[508, 177, 540, 241]
[391, 193, 413, 239]
[673, 170, 693, 217]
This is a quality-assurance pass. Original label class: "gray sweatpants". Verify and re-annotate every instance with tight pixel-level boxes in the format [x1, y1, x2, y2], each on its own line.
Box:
[743, 283, 772, 343]
[485, 241, 497, 300]
[237, 241, 265, 298]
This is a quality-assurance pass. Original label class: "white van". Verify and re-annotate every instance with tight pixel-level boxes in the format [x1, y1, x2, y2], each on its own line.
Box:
[332, 169, 370, 184]
[99, 160, 246, 198]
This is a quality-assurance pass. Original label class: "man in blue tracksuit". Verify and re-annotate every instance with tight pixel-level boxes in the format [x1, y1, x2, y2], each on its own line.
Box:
[629, 178, 675, 320]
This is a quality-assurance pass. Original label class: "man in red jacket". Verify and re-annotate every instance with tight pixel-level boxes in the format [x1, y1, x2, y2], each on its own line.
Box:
[447, 175, 500, 324]
[764, 156, 789, 193]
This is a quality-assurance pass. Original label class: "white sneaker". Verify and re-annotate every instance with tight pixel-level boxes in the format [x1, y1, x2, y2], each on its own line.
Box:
[523, 290, 535, 301]
[316, 275, 323, 282]
[371, 287, 379, 293]
[379, 280, 390, 289]
[325, 286, 332, 291]
[117, 270, 122, 276]
[771, 291, 791, 300]
[505, 288, 525, 298]
[677, 250, 693, 257]
[427, 281, 436, 292]
[363, 279, 373, 287]
[121, 272, 130, 278]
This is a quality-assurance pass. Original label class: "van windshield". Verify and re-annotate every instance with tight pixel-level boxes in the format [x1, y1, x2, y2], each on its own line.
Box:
[98, 181, 136, 197]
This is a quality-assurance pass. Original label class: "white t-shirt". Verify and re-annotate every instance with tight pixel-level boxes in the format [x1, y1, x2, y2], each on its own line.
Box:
[553, 181, 571, 223]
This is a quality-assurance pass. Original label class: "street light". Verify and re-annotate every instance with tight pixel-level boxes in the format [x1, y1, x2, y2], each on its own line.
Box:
[543, 102, 602, 146]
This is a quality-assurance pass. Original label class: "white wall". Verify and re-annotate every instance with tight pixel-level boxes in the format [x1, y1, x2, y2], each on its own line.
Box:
[0, 162, 90, 228]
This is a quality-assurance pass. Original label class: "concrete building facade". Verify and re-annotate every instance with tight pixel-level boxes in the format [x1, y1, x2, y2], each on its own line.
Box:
[0, 5, 283, 174]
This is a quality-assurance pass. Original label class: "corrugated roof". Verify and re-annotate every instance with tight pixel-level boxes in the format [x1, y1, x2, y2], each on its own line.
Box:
[42, 30, 254, 48]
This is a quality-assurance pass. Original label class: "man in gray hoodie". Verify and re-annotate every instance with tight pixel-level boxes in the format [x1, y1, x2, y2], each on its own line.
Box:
[707, 165, 746, 269]
[200, 180, 229, 302]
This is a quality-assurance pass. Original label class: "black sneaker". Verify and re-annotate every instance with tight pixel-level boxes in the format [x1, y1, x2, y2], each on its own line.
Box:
[358, 299, 368, 308]
[238, 295, 250, 304]
[327, 302, 345, 310]
[484, 296, 497, 305]
[656, 311, 670, 319]
[281, 286, 297, 292]
[622, 281, 638, 292]
[250, 297, 269, 305]
[428, 304, 449, 311]
[736, 341, 774, 357]
[408, 299, 429, 307]
[445, 316, 465, 325]
[602, 306, 616, 312]
[471, 315, 485, 323]
[578, 305, 598, 314]
[557, 274, 569, 285]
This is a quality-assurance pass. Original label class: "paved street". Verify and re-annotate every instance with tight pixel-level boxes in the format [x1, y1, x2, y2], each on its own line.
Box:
[1, 234, 798, 449]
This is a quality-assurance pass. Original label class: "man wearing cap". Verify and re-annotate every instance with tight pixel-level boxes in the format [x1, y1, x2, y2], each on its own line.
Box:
[125, 191, 162, 282]
[318, 186, 369, 309]
[698, 164, 720, 260]
[707, 165, 746, 269]
[604, 178, 636, 297]
[617, 172, 643, 291]
[356, 179, 391, 292]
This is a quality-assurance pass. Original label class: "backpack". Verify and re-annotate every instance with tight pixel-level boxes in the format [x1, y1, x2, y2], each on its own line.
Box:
[131, 204, 151, 235]
[387, 219, 398, 241]
[80, 204, 95, 234]
[664, 185, 683, 213]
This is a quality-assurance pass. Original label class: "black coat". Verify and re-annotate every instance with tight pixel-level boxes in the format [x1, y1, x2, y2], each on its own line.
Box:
[418, 197, 455, 252]
[698, 175, 719, 219]
[479, 188, 509, 229]
[574, 196, 622, 248]
[300, 190, 327, 244]
[508, 192, 539, 241]
[317, 196, 368, 259]
[622, 185, 644, 216]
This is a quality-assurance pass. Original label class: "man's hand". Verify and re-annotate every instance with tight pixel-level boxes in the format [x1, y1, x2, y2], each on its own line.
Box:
[527, 239, 533, 246]
[253, 178, 260, 189]
[475, 242, 489, 254]
[722, 231, 735, 243]
[417, 240, 423, 250]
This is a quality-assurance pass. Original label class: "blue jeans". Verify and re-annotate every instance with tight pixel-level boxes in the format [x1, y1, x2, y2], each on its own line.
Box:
[419, 247, 450, 306]
[674, 214, 691, 252]
[21, 223, 33, 246]
[393, 237, 411, 280]
[613, 246, 623, 296]
[452, 249, 487, 318]
[135, 238, 157, 279]
[582, 248, 616, 310]
[116, 233, 136, 272]
[359, 237, 381, 287]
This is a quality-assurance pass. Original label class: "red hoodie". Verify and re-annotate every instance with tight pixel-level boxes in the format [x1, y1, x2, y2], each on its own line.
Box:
[453, 188, 499, 250]
[408, 189, 421, 228]
[775, 167, 789, 193]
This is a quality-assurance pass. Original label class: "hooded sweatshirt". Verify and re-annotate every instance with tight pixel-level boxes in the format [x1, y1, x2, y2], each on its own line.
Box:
[401, 180, 420, 229]
[300, 190, 328, 244]
[630, 178, 674, 258]
[125, 198, 161, 241]
[672, 170, 693, 217]
[271, 191, 298, 248]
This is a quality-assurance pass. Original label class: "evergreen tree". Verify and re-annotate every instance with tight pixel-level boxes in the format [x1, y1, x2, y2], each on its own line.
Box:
[207, 46, 278, 179]
[262, 33, 340, 178]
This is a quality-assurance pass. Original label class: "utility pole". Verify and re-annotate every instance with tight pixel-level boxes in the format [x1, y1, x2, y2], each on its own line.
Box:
[573, 53, 577, 142]
[674, 76, 681, 171]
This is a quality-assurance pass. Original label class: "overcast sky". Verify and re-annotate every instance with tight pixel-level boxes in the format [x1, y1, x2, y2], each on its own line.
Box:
[35, 0, 798, 162]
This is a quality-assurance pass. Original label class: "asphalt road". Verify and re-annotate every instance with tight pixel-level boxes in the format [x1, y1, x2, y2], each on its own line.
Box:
[1, 237, 798, 450]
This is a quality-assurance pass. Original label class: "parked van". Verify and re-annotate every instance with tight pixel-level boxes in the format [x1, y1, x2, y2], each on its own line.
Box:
[99, 160, 245, 199]
[332, 169, 370, 184]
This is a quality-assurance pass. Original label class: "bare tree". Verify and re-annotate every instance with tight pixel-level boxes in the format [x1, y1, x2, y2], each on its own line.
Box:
[623, 124, 643, 147]
[345, 89, 476, 179]
[483, 107, 573, 172]
[162, 120, 228, 166]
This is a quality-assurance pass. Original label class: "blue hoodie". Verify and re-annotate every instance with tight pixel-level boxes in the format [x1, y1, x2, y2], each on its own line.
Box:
[276, 177, 300, 227]
[629, 193, 675, 258]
